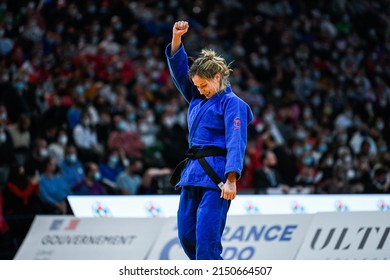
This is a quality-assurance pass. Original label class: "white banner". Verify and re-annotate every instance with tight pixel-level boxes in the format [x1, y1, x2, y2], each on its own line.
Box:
[67, 194, 390, 218]
[67, 195, 179, 218]
[147, 214, 313, 260]
[14, 216, 165, 260]
[296, 211, 390, 259]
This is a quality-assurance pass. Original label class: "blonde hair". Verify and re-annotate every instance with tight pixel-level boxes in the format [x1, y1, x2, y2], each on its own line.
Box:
[189, 49, 232, 89]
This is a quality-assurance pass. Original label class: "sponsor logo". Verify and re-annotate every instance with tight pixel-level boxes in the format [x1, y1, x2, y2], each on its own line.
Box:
[290, 201, 305, 213]
[159, 224, 299, 260]
[244, 201, 260, 214]
[377, 200, 390, 211]
[92, 201, 112, 217]
[309, 226, 390, 251]
[145, 201, 163, 217]
[335, 200, 349, 212]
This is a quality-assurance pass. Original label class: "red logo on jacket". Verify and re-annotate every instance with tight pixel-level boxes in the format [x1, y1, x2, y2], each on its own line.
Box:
[234, 118, 241, 130]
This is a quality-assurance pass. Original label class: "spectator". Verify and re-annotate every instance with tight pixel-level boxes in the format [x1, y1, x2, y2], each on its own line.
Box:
[7, 114, 31, 151]
[253, 150, 289, 194]
[47, 129, 69, 162]
[59, 144, 85, 189]
[107, 115, 144, 159]
[365, 164, 390, 194]
[2, 163, 42, 246]
[72, 162, 105, 195]
[39, 157, 70, 214]
[72, 110, 104, 162]
[24, 138, 49, 177]
[0, 105, 14, 183]
[98, 148, 127, 189]
[3, 163, 42, 216]
[116, 159, 143, 195]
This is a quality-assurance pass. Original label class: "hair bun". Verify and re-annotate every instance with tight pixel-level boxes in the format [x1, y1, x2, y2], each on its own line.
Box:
[201, 49, 216, 60]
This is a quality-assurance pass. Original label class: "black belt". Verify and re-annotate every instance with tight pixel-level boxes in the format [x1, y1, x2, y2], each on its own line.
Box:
[169, 147, 227, 189]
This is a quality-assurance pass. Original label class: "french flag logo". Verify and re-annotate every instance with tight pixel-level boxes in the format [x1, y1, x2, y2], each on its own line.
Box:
[49, 219, 80, 231]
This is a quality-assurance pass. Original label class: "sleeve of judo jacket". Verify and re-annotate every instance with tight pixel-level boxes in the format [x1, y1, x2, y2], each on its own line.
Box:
[223, 95, 253, 180]
[165, 43, 198, 103]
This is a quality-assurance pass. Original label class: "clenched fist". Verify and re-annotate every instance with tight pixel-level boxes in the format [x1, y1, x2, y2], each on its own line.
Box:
[173, 21, 189, 37]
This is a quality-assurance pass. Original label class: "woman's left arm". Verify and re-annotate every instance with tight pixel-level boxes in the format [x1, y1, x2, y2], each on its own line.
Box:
[221, 96, 253, 200]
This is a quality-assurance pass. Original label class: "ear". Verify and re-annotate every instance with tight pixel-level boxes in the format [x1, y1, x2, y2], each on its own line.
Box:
[214, 73, 221, 81]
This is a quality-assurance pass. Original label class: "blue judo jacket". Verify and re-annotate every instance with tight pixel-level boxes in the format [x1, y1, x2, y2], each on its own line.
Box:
[166, 43, 253, 190]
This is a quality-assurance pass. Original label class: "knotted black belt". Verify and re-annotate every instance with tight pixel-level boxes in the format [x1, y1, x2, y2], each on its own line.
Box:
[170, 147, 227, 189]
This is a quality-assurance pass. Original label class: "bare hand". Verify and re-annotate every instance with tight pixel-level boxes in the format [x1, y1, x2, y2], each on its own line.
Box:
[30, 175, 40, 186]
[173, 21, 189, 38]
[220, 180, 237, 200]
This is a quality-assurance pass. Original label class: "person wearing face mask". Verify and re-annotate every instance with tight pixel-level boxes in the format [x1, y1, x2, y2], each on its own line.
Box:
[294, 152, 320, 193]
[59, 144, 85, 189]
[39, 157, 70, 214]
[349, 123, 377, 157]
[72, 162, 105, 195]
[73, 110, 104, 162]
[24, 138, 49, 177]
[0, 107, 15, 184]
[166, 21, 253, 260]
[7, 114, 31, 151]
[47, 129, 69, 163]
[107, 115, 145, 159]
[98, 148, 126, 190]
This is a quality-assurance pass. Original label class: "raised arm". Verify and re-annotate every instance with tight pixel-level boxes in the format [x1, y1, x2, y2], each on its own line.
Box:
[166, 21, 198, 103]
[171, 21, 189, 55]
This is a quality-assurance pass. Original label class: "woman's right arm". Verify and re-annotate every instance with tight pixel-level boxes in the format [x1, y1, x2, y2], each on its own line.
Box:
[166, 21, 197, 102]
[171, 21, 189, 55]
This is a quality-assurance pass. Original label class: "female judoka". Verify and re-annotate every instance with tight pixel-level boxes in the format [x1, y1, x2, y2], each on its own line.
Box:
[166, 21, 253, 260]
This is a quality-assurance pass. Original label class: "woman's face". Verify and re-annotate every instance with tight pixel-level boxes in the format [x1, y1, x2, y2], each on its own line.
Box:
[192, 74, 221, 99]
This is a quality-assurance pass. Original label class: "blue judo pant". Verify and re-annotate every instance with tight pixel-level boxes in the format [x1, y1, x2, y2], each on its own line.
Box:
[177, 186, 230, 260]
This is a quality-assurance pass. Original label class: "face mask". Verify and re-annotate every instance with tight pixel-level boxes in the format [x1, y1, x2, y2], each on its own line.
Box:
[146, 115, 155, 124]
[304, 143, 312, 152]
[127, 113, 136, 122]
[319, 144, 328, 153]
[15, 82, 24, 91]
[376, 122, 384, 131]
[325, 158, 334, 167]
[302, 157, 313, 166]
[379, 146, 388, 153]
[83, 119, 91, 126]
[0, 132, 6, 143]
[66, 154, 77, 163]
[94, 171, 101, 181]
[294, 147, 304, 157]
[58, 135, 68, 145]
[312, 97, 321, 107]
[0, 112, 7, 121]
[117, 120, 127, 131]
[140, 101, 148, 110]
[344, 155, 352, 163]
[353, 119, 361, 127]
[264, 113, 274, 123]
[40, 148, 49, 158]
[109, 156, 119, 167]
[296, 131, 307, 140]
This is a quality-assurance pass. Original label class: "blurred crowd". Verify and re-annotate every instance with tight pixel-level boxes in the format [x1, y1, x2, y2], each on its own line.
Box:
[0, 0, 390, 258]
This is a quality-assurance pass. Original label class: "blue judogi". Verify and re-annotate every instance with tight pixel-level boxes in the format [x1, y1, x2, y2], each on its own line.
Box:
[166, 43, 253, 259]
